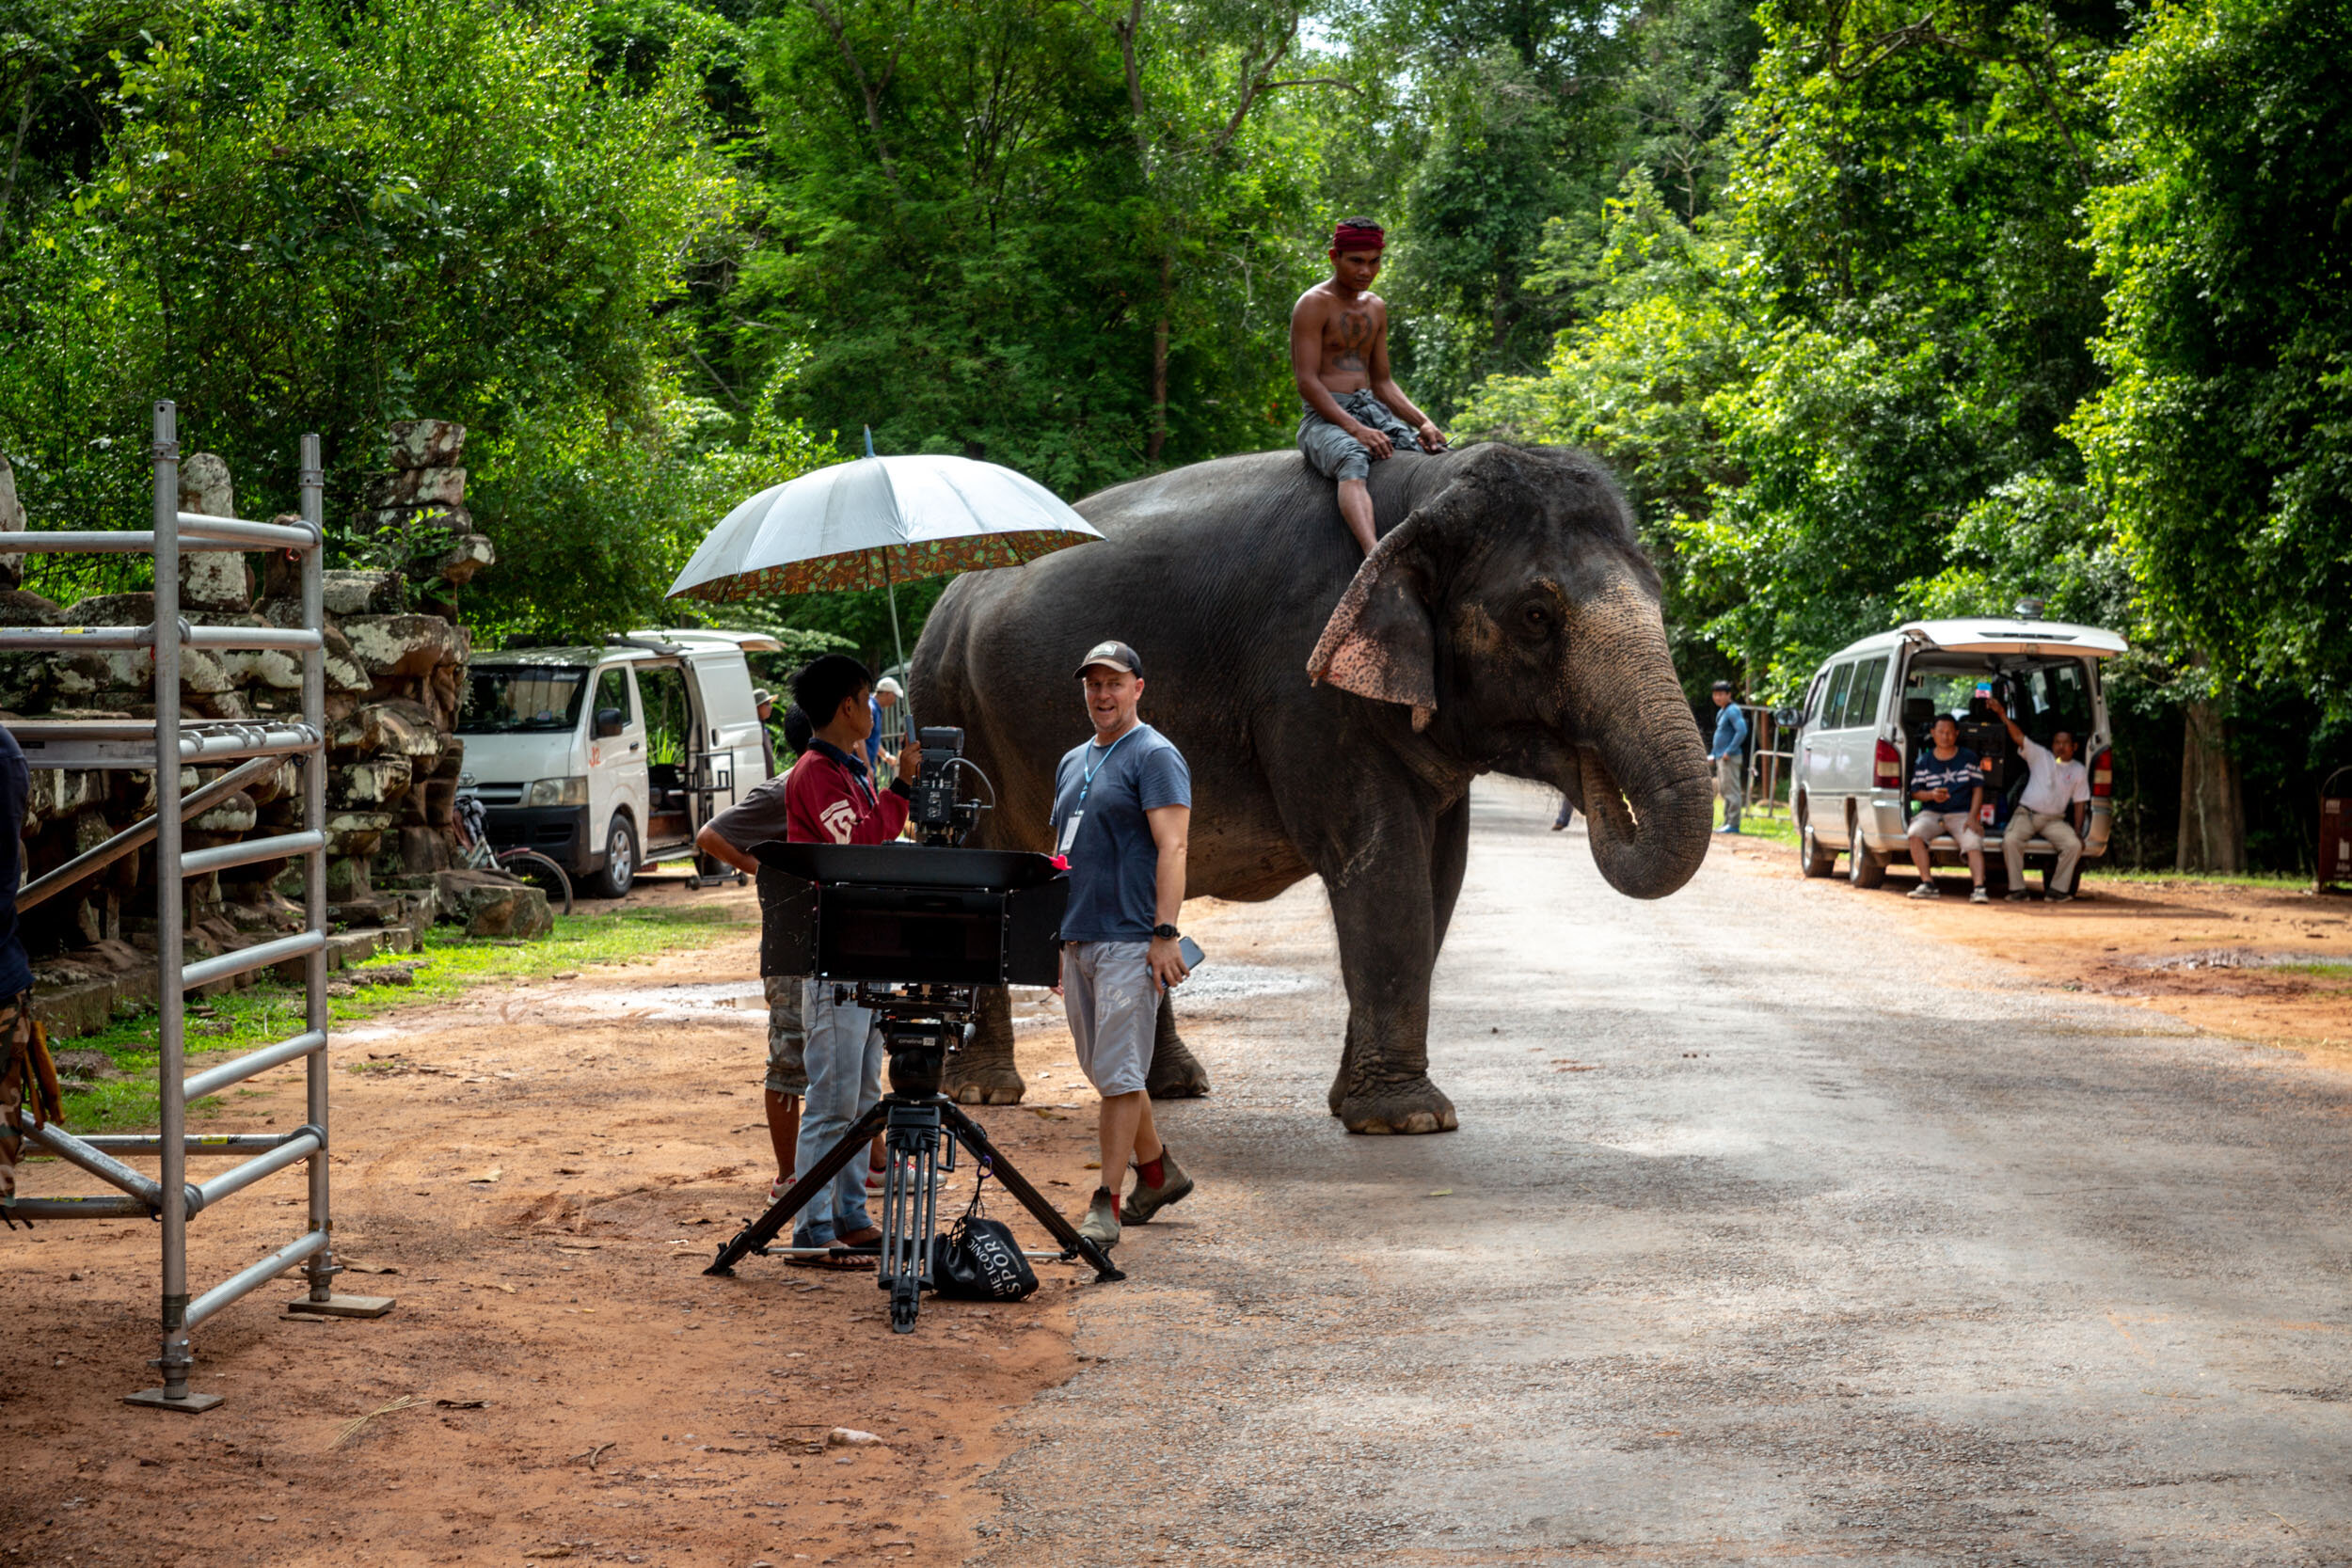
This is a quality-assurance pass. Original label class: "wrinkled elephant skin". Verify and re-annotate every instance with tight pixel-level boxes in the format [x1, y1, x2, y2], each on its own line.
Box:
[917, 444, 1712, 1132]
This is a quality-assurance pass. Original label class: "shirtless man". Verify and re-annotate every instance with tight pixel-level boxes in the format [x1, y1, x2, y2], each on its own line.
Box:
[1290, 217, 1447, 553]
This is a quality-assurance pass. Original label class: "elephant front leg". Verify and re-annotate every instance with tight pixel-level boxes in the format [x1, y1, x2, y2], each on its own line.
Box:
[943, 985, 1025, 1105]
[1147, 999, 1210, 1099]
[1325, 865, 1457, 1135]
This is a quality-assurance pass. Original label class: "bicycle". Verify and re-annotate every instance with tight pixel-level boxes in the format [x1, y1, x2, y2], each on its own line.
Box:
[453, 792, 576, 918]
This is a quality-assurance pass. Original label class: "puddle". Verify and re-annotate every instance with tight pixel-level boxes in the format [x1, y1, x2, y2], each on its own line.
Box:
[1171, 962, 1321, 1006]
[544, 979, 767, 1023]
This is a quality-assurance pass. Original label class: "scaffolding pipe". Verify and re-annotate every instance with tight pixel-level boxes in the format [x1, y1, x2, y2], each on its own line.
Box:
[152, 400, 194, 1402]
[180, 830, 325, 879]
[182, 1030, 326, 1101]
[178, 930, 326, 992]
[297, 432, 341, 1308]
[11, 1114, 166, 1207]
[183, 1230, 329, 1331]
[81, 1130, 313, 1156]
[190, 1129, 322, 1213]
[17, 752, 286, 912]
[171, 513, 317, 548]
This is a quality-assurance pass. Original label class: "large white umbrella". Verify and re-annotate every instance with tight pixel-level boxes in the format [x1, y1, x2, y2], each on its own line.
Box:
[665, 446, 1104, 683]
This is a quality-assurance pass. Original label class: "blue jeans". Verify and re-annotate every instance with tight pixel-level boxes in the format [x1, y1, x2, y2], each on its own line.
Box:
[790, 981, 883, 1245]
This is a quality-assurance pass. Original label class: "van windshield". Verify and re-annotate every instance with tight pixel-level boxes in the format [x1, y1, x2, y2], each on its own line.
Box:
[459, 667, 590, 734]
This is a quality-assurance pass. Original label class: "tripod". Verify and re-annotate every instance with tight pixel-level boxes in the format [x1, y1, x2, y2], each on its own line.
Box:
[707, 981, 1123, 1332]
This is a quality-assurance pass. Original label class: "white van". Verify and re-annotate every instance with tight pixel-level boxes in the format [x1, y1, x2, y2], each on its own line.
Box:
[455, 629, 780, 895]
[1789, 618, 2129, 888]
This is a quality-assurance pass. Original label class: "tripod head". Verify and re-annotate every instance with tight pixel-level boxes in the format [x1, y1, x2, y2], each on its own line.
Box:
[850, 980, 977, 1098]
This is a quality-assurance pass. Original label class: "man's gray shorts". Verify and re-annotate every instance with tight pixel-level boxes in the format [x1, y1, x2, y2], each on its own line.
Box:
[1062, 941, 1158, 1098]
[1297, 390, 1422, 483]
[765, 974, 807, 1097]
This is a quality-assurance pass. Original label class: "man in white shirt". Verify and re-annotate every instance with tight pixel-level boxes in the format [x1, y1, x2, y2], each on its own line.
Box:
[1987, 696, 2090, 901]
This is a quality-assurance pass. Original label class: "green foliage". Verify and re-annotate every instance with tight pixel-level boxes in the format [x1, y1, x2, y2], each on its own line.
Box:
[2069, 0, 2352, 689]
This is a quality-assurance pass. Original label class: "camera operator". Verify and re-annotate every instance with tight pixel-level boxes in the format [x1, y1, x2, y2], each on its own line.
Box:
[1050, 641, 1196, 1249]
[696, 656, 920, 1261]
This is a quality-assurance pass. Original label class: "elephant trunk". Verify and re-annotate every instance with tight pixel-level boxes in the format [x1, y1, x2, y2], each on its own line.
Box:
[1570, 592, 1715, 900]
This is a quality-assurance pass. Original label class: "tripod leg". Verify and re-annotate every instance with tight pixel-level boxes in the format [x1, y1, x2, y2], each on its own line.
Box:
[707, 1102, 890, 1276]
[879, 1103, 943, 1333]
[942, 1104, 1125, 1282]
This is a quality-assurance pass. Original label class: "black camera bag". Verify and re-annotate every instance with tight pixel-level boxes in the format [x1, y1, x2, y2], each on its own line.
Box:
[930, 1174, 1038, 1301]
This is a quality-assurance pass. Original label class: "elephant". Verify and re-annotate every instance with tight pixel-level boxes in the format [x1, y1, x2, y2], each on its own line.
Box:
[911, 440, 1713, 1133]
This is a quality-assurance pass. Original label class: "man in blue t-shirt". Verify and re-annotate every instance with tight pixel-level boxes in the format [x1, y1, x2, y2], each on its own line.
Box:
[1904, 715, 1989, 902]
[1049, 640, 1195, 1248]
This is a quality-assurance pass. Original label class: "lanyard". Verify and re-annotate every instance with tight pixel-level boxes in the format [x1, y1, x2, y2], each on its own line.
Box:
[1076, 727, 1136, 808]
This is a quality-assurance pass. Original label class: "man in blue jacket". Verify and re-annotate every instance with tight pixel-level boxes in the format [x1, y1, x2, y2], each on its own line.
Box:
[1708, 681, 1749, 834]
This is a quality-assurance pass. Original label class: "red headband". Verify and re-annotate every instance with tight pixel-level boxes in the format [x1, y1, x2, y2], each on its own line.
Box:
[1331, 223, 1385, 253]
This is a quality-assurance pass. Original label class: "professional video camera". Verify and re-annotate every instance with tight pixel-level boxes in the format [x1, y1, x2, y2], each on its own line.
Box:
[906, 726, 994, 846]
[710, 830, 1123, 1330]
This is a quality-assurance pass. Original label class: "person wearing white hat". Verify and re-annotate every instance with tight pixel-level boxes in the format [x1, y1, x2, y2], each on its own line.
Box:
[865, 675, 907, 784]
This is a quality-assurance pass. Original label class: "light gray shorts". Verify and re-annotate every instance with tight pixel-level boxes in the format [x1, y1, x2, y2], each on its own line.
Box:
[765, 974, 807, 1097]
[1907, 809, 1983, 853]
[1062, 941, 1158, 1098]
[1297, 390, 1422, 483]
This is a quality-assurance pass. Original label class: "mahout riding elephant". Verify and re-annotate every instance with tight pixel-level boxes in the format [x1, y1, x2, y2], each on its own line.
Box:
[912, 442, 1712, 1133]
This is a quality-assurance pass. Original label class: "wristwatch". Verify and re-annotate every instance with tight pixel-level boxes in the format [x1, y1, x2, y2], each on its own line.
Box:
[1152, 923, 1180, 941]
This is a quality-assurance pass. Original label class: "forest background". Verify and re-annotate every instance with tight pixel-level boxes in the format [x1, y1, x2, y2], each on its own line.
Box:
[0, 0, 2344, 872]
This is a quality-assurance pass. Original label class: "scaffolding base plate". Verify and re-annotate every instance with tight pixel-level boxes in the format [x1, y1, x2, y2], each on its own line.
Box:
[285, 1293, 396, 1320]
[124, 1386, 223, 1414]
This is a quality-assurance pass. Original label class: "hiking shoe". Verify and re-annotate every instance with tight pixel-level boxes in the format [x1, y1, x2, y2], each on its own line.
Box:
[1969, 886, 1990, 904]
[1907, 881, 1941, 899]
[1075, 1187, 1120, 1249]
[2049, 891, 2075, 904]
[1120, 1148, 1194, 1226]
[2004, 891, 2029, 902]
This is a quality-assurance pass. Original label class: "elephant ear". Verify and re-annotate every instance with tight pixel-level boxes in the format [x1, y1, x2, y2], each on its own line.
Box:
[1306, 511, 1440, 732]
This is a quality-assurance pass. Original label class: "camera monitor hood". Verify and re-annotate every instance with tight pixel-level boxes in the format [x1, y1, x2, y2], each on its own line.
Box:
[753, 842, 1065, 988]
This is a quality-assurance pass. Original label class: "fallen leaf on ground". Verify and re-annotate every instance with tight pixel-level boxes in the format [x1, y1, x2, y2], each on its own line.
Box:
[1427, 1189, 1453, 1197]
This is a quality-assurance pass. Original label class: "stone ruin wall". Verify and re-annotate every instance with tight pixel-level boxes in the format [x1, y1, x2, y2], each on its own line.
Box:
[0, 420, 550, 1037]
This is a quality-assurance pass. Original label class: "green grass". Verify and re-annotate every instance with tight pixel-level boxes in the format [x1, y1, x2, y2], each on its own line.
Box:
[2090, 868, 2314, 890]
[55, 901, 756, 1134]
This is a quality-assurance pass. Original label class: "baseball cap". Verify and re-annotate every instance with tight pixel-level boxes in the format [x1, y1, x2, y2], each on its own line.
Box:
[1073, 640, 1144, 679]
[875, 675, 904, 697]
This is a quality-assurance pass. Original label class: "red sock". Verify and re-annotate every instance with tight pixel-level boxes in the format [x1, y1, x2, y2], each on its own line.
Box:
[1136, 1153, 1166, 1189]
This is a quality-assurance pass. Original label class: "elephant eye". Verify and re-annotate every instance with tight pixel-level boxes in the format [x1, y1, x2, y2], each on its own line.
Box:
[1518, 602, 1553, 639]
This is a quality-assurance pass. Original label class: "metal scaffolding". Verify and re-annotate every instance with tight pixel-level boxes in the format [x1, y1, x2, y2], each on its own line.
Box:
[2, 401, 392, 1413]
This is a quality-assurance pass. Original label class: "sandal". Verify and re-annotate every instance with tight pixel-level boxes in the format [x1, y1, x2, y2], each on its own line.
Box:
[784, 1243, 866, 1270]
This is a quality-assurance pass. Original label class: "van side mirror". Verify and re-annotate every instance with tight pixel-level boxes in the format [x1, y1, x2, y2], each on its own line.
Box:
[595, 706, 626, 739]
[1773, 705, 1804, 728]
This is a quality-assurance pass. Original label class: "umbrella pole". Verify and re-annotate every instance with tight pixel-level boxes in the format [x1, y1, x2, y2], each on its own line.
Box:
[883, 551, 910, 732]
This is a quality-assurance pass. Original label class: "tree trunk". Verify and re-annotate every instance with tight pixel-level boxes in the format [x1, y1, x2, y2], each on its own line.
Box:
[1146, 253, 1171, 463]
[2177, 688, 2246, 873]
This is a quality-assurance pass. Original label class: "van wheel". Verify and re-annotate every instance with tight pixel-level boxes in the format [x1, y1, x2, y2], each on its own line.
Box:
[586, 816, 639, 898]
[1798, 809, 1836, 879]
[1847, 819, 1887, 889]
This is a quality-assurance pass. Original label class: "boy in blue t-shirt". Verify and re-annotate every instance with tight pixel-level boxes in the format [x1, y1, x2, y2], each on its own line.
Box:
[1904, 715, 1988, 901]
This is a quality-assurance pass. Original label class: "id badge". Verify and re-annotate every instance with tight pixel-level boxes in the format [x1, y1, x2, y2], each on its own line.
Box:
[1056, 811, 1083, 856]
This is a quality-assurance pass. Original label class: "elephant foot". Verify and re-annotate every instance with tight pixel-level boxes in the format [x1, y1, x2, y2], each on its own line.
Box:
[1338, 1077, 1459, 1135]
[1147, 1033, 1212, 1100]
[943, 1060, 1025, 1106]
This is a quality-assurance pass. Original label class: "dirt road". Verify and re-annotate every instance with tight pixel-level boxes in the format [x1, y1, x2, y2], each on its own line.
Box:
[978, 781, 2352, 1566]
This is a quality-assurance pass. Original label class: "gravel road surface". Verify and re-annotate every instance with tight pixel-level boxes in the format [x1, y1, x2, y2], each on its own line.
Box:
[973, 780, 2352, 1567]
